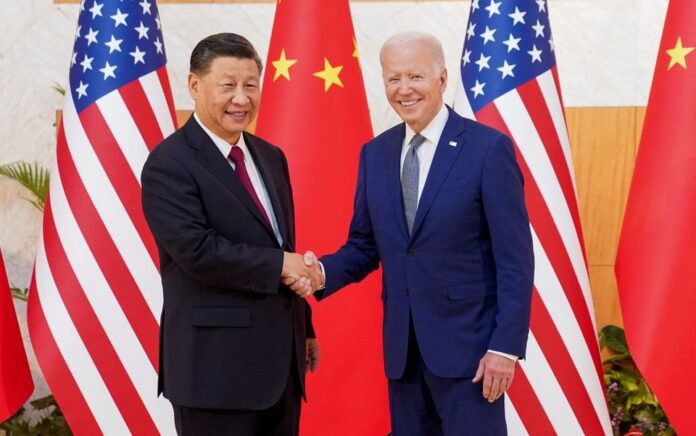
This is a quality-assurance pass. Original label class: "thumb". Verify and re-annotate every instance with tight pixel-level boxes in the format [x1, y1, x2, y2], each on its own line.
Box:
[304, 250, 317, 266]
[472, 360, 485, 383]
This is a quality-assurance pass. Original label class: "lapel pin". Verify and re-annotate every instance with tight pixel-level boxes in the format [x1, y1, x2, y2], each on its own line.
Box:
[449, 141, 458, 147]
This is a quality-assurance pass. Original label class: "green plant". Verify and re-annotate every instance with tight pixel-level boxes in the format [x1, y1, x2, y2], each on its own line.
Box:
[600, 325, 674, 435]
[0, 395, 71, 435]
[0, 162, 49, 211]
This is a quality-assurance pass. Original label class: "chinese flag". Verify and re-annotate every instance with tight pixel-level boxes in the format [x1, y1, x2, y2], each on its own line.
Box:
[615, 0, 696, 433]
[0, 249, 33, 422]
[255, 1, 389, 435]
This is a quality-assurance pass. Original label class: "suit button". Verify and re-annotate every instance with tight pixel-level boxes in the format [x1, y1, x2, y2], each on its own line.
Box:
[407, 249, 415, 256]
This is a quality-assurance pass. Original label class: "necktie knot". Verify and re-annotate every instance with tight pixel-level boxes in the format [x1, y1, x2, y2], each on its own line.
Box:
[229, 145, 244, 165]
[409, 133, 426, 150]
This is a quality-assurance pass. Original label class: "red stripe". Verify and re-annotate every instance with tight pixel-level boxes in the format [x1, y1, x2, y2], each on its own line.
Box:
[41, 197, 159, 435]
[119, 79, 164, 149]
[530, 290, 605, 434]
[507, 365, 556, 435]
[28, 277, 101, 436]
[79, 104, 160, 269]
[476, 102, 604, 382]
[156, 66, 178, 132]
[516, 79, 587, 261]
[550, 67, 567, 118]
[57, 125, 159, 368]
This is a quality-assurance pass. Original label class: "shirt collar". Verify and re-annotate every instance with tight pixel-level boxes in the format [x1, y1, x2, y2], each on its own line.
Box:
[193, 112, 249, 160]
[404, 105, 449, 147]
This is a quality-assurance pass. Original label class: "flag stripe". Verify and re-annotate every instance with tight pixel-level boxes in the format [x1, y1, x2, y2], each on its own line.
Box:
[69, 97, 162, 319]
[54, 123, 176, 434]
[530, 290, 605, 435]
[42, 199, 158, 435]
[61, 105, 160, 366]
[503, 396, 530, 436]
[118, 79, 165, 150]
[531, 229, 611, 430]
[506, 365, 556, 435]
[516, 78, 584, 255]
[475, 101, 603, 381]
[522, 333, 584, 434]
[34, 230, 129, 434]
[155, 67, 178, 134]
[83, 100, 161, 273]
[27, 276, 102, 436]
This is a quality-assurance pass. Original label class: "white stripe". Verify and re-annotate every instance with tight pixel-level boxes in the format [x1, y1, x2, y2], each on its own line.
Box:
[537, 70, 576, 193]
[505, 396, 529, 436]
[96, 93, 150, 184]
[536, 72, 595, 325]
[140, 69, 176, 137]
[61, 99, 175, 434]
[520, 333, 583, 435]
[531, 228, 612, 434]
[65, 94, 163, 320]
[494, 91, 591, 321]
[34, 235, 129, 434]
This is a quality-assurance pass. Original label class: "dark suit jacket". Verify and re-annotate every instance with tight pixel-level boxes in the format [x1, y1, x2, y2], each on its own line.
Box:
[141, 116, 314, 410]
[319, 107, 533, 380]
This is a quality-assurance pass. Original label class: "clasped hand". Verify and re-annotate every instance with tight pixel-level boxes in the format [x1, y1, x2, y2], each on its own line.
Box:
[281, 251, 323, 298]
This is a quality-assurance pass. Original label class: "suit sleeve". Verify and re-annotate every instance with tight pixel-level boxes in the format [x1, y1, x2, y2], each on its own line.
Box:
[481, 134, 534, 358]
[316, 144, 381, 300]
[141, 149, 284, 294]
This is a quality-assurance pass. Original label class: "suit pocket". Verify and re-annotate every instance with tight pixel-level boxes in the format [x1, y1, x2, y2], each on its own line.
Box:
[191, 306, 251, 327]
[447, 283, 494, 301]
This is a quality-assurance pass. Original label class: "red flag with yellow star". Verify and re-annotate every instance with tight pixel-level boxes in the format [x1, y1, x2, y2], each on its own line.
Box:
[255, 1, 388, 435]
[615, 0, 696, 432]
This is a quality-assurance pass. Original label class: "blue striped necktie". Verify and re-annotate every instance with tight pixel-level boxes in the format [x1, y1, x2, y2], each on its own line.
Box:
[401, 133, 426, 234]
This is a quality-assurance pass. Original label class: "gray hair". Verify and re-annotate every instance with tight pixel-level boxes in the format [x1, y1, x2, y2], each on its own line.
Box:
[380, 32, 446, 71]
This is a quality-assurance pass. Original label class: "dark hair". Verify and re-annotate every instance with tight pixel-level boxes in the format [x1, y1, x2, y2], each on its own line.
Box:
[189, 33, 263, 76]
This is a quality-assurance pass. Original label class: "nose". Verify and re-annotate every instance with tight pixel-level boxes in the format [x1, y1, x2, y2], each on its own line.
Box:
[397, 79, 411, 95]
[231, 88, 249, 105]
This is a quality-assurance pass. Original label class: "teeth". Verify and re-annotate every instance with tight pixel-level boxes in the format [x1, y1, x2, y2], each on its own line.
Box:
[400, 101, 417, 107]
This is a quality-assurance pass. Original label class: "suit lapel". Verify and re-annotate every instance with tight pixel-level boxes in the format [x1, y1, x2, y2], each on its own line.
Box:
[185, 117, 277, 241]
[410, 109, 468, 241]
[244, 132, 290, 248]
[386, 124, 410, 240]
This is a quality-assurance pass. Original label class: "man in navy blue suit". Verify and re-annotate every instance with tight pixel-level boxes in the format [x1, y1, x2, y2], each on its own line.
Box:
[301, 32, 534, 435]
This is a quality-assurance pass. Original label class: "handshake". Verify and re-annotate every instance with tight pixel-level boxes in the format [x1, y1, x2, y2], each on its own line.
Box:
[281, 251, 323, 298]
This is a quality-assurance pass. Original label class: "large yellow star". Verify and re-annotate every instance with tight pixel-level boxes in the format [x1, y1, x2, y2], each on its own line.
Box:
[313, 58, 344, 92]
[272, 49, 297, 81]
[666, 37, 694, 69]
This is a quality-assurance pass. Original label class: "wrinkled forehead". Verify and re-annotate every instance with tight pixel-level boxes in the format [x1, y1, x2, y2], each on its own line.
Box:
[381, 43, 440, 76]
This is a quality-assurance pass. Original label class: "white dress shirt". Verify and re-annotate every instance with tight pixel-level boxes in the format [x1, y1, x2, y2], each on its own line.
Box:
[194, 113, 284, 247]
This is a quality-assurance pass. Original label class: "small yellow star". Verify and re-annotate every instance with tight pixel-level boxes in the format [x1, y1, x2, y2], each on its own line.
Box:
[271, 49, 297, 81]
[666, 37, 694, 69]
[313, 58, 344, 92]
[353, 38, 359, 59]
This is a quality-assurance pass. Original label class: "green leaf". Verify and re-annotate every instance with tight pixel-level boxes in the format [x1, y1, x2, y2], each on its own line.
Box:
[0, 161, 49, 211]
[599, 325, 630, 354]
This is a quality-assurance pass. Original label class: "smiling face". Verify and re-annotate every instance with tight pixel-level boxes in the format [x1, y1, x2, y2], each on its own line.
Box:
[188, 55, 260, 144]
[381, 38, 447, 133]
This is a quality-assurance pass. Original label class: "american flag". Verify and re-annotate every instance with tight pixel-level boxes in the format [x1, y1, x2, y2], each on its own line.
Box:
[27, 0, 176, 433]
[454, 0, 612, 434]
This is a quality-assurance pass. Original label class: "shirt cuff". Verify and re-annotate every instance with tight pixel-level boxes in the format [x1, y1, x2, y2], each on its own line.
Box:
[487, 349, 518, 361]
[317, 261, 326, 290]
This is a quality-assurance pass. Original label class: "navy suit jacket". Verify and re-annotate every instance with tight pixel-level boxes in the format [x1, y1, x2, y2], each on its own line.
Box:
[319, 107, 533, 380]
[142, 116, 313, 410]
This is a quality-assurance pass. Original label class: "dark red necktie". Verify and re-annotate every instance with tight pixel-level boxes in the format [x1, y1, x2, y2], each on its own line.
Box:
[229, 146, 272, 227]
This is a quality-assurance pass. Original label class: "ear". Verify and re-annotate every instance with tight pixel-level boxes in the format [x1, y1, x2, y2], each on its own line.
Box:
[439, 68, 448, 94]
[188, 72, 199, 100]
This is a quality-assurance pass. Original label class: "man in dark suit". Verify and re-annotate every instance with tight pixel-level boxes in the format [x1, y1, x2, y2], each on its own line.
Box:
[141, 33, 322, 436]
[302, 32, 534, 435]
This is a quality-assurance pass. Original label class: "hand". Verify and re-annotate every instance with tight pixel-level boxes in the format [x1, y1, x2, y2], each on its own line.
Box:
[472, 352, 516, 402]
[281, 251, 323, 298]
[306, 338, 320, 372]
